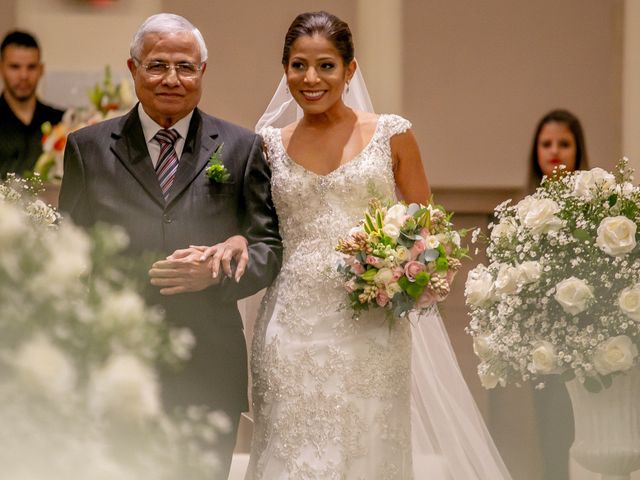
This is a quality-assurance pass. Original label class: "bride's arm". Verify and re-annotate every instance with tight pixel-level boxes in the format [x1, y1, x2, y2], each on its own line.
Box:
[391, 128, 431, 204]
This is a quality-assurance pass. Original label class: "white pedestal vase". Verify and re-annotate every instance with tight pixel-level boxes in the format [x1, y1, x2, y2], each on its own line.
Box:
[566, 368, 640, 480]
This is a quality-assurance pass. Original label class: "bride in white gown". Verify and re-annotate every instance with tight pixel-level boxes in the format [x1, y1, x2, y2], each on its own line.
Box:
[246, 11, 512, 480]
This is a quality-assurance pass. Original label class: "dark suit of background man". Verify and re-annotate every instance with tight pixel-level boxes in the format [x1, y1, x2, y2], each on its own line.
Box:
[0, 30, 64, 179]
[59, 13, 282, 478]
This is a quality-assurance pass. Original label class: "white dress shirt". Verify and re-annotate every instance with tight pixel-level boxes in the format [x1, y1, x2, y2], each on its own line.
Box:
[138, 103, 194, 168]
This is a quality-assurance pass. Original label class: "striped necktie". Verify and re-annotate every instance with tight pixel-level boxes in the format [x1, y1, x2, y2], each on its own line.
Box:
[154, 128, 180, 200]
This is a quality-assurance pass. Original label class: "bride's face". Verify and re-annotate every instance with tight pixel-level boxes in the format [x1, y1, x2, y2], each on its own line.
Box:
[285, 34, 355, 115]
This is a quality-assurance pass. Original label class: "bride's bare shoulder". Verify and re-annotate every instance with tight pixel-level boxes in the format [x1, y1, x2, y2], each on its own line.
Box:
[354, 110, 379, 127]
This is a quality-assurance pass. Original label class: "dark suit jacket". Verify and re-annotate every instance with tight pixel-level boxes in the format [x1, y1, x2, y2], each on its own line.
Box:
[59, 106, 282, 412]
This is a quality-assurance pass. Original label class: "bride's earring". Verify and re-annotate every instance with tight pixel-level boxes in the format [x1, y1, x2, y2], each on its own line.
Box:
[345, 81, 350, 94]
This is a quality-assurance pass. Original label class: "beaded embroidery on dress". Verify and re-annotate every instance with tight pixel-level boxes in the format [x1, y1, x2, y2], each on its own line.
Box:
[246, 114, 414, 480]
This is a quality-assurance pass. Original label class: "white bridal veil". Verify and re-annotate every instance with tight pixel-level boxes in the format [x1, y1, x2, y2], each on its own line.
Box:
[256, 66, 512, 480]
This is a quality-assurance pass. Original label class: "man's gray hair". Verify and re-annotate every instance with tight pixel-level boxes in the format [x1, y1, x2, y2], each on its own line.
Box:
[130, 13, 208, 63]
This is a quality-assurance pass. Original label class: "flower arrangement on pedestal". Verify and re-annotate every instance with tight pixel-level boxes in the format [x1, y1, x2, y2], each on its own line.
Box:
[466, 161, 640, 392]
[33, 65, 134, 182]
[0, 174, 227, 479]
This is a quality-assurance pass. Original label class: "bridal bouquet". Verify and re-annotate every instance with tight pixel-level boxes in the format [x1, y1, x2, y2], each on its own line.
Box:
[466, 160, 640, 392]
[0, 174, 227, 479]
[336, 199, 468, 323]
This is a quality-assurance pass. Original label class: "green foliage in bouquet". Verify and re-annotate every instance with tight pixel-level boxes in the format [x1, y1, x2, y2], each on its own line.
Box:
[466, 160, 640, 392]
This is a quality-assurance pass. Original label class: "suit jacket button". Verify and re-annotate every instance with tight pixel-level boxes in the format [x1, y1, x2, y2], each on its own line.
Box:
[163, 215, 172, 224]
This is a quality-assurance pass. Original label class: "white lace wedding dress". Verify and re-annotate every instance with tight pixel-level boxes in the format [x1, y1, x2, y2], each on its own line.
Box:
[246, 114, 413, 480]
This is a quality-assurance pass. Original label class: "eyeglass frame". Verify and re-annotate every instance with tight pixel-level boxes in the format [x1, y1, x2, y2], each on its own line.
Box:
[133, 59, 205, 79]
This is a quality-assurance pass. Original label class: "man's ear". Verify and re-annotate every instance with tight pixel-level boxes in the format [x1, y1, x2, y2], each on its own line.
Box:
[127, 58, 136, 77]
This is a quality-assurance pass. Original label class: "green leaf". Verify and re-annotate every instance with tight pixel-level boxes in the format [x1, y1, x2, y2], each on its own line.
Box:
[376, 209, 384, 229]
[406, 283, 424, 299]
[559, 369, 576, 383]
[572, 228, 590, 241]
[361, 268, 378, 282]
[365, 213, 376, 233]
[601, 374, 613, 390]
[414, 271, 430, 286]
[435, 257, 448, 271]
[608, 193, 618, 207]
[583, 377, 602, 393]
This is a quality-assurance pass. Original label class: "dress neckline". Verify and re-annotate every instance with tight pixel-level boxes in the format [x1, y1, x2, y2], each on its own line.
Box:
[276, 114, 383, 178]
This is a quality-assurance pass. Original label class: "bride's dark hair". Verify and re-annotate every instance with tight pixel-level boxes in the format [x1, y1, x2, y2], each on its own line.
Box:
[282, 11, 354, 66]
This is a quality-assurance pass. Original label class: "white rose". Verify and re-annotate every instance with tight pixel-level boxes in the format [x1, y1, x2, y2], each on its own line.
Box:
[619, 285, 640, 321]
[490, 217, 517, 241]
[554, 277, 594, 315]
[478, 370, 503, 390]
[516, 196, 563, 235]
[473, 334, 493, 361]
[517, 261, 542, 285]
[593, 335, 639, 375]
[494, 263, 520, 295]
[424, 235, 440, 249]
[386, 282, 402, 297]
[596, 216, 637, 256]
[13, 335, 77, 399]
[465, 264, 495, 307]
[384, 204, 408, 227]
[395, 246, 410, 262]
[382, 223, 400, 240]
[531, 341, 559, 374]
[89, 354, 161, 422]
[573, 168, 616, 199]
[374, 267, 395, 286]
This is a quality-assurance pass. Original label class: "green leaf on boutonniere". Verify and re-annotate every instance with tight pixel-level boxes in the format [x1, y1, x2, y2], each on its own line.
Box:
[204, 144, 231, 183]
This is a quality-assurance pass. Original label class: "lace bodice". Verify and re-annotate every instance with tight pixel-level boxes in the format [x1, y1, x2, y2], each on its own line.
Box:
[261, 114, 410, 265]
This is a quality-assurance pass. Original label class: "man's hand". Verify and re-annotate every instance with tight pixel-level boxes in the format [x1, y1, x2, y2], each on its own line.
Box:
[196, 235, 249, 282]
[149, 248, 221, 296]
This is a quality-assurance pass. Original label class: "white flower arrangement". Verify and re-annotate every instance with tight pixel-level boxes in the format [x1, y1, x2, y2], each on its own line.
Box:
[0, 175, 224, 479]
[466, 160, 640, 392]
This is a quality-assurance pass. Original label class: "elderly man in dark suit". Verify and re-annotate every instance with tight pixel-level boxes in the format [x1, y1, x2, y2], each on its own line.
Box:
[59, 13, 281, 478]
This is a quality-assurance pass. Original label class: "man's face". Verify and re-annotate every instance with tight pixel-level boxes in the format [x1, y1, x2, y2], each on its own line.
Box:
[127, 31, 206, 128]
[0, 45, 43, 102]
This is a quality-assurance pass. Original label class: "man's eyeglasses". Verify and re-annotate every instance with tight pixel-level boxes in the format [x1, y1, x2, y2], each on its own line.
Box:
[137, 61, 204, 79]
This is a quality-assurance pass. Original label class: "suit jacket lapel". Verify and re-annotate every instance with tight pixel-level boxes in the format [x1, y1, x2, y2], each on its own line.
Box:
[167, 109, 221, 206]
[110, 107, 165, 207]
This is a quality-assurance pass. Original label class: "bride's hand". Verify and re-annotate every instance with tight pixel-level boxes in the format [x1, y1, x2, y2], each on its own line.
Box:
[199, 235, 249, 282]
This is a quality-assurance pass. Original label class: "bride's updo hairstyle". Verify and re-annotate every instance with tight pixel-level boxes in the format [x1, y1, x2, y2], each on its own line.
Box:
[282, 11, 354, 66]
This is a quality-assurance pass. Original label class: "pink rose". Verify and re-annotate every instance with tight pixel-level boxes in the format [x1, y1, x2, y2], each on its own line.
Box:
[415, 288, 438, 308]
[404, 261, 426, 281]
[410, 238, 426, 260]
[365, 255, 385, 268]
[376, 290, 390, 307]
[392, 267, 404, 281]
[345, 279, 357, 293]
[351, 262, 365, 275]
